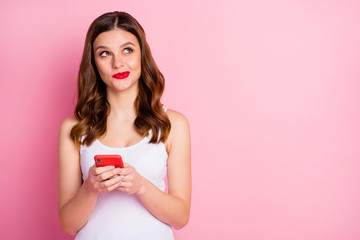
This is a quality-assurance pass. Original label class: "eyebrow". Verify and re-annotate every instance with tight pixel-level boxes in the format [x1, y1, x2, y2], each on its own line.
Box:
[95, 42, 136, 51]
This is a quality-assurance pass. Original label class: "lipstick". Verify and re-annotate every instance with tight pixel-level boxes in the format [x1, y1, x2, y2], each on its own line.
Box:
[112, 71, 130, 79]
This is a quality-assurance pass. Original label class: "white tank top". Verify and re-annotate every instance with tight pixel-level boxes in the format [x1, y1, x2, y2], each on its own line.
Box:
[75, 105, 174, 240]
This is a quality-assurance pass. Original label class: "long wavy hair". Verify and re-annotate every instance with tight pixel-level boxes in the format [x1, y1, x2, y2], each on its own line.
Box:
[70, 11, 171, 146]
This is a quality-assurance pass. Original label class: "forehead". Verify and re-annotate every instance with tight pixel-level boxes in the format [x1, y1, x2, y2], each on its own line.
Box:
[93, 28, 139, 48]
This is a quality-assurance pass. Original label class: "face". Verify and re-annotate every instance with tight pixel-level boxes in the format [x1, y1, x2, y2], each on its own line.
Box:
[93, 28, 141, 93]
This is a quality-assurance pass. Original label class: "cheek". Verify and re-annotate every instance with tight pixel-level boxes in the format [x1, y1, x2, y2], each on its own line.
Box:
[94, 60, 107, 75]
[128, 55, 141, 70]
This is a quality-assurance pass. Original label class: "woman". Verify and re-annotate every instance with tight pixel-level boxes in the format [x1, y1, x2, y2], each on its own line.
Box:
[58, 11, 191, 239]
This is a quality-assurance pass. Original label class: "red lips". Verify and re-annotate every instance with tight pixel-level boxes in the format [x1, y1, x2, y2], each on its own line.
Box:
[112, 71, 130, 79]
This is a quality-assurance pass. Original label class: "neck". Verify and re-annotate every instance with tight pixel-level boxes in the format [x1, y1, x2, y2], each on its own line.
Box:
[106, 85, 138, 121]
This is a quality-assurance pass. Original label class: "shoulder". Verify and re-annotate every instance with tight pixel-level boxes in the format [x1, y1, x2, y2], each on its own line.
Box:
[164, 108, 190, 153]
[59, 115, 79, 136]
[166, 108, 190, 132]
[58, 116, 80, 154]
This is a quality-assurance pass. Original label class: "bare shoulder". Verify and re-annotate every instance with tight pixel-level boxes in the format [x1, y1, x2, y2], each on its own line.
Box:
[58, 116, 82, 211]
[59, 115, 79, 135]
[165, 108, 190, 153]
[166, 109, 190, 130]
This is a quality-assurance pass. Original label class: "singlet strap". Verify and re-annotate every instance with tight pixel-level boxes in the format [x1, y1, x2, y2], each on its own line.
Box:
[162, 104, 168, 112]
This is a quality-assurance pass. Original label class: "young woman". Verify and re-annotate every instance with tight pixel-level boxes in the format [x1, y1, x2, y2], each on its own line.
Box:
[58, 11, 191, 239]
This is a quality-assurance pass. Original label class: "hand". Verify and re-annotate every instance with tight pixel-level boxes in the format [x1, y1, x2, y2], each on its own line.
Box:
[116, 163, 146, 195]
[85, 164, 122, 195]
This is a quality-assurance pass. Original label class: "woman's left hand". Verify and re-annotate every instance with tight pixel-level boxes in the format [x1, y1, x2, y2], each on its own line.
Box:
[116, 163, 146, 195]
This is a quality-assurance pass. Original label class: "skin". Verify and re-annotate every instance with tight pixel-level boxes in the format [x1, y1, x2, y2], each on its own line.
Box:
[58, 28, 191, 235]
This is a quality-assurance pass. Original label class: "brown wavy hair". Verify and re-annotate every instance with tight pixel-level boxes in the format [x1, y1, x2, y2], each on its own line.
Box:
[70, 11, 171, 146]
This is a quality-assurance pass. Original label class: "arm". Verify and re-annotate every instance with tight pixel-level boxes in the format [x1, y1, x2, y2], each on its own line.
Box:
[117, 110, 192, 229]
[58, 116, 122, 235]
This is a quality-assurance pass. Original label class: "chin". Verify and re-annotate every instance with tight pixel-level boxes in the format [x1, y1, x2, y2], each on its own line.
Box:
[110, 82, 138, 93]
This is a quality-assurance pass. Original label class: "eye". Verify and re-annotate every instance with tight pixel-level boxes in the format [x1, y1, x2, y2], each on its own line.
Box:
[123, 48, 133, 54]
[100, 51, 110, 57]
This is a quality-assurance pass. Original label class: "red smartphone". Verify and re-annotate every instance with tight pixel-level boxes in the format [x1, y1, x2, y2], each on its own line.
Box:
[94, 154, 124, 168]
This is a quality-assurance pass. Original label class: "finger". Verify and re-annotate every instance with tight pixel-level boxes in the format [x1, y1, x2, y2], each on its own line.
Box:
[97, 168, 122, 181]
[105, 182, 122, 192]
[120, 175, 134, 182]
[117, 181, 131, 188]
[110, 174, 124, 181]
[99, 176, 122, 190]
[119, 165, 133, 176]
[88, 164, 97, 175]
[90, 164, 109, 176]
[94, 165, 116, 175]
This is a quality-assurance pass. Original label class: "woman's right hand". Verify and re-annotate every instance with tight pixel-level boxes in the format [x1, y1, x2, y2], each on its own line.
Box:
[85, 164, 123, 195]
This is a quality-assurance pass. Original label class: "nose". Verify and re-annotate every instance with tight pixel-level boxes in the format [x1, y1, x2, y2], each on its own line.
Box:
[112, 54, 124, 69]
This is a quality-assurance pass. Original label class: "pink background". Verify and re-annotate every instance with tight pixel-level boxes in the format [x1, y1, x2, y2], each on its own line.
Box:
[1, 0, 360, 239]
